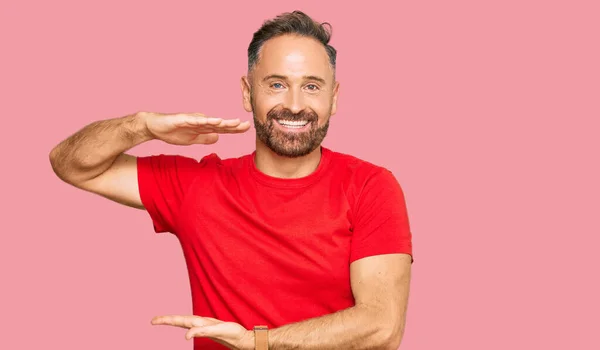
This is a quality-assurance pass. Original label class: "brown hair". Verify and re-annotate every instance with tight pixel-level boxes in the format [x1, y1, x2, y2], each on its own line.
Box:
[247, 10, 337, 74]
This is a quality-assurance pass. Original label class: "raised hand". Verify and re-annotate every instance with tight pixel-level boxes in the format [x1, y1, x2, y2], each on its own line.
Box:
[139, 111, 251, 146]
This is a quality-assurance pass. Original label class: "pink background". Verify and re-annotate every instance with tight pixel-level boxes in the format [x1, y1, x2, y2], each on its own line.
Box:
[1, 0, 599, 349]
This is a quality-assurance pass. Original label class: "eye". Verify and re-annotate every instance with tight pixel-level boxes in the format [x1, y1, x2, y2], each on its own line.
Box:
[306, 84, 319, 91]
[271, 82, 284, 89]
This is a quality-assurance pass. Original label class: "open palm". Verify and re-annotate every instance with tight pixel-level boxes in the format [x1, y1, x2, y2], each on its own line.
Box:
[151, 314, 253, 349]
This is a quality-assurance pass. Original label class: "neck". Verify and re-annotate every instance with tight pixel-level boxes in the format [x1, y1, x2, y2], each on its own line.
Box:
[254, 141, 323, 179]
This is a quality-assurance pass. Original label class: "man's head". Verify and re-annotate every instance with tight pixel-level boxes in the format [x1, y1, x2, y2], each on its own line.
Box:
[241, 11, 340, 158]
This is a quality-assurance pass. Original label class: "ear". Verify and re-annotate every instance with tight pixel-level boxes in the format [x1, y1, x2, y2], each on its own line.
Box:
[240, 76, 253, 112]
[330, 81, 340, 116]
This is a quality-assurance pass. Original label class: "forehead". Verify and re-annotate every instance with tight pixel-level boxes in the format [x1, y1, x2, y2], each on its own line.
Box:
[254, 35, 333, 80]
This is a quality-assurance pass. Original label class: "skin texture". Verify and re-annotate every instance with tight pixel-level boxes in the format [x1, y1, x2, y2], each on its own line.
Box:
[49, 112, 250, 208]
[49, 33, 412, 350]
[241, 34, 340, 178]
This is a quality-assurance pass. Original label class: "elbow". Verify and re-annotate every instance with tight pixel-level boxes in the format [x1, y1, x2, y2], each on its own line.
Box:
[49, 146, 66, 179]
[362, 305, 406, 349]
[376, 323, 405, 350]
[49, 146, 73, 184]
[385, 331, 404, 350]
[49, 147, 61, 175]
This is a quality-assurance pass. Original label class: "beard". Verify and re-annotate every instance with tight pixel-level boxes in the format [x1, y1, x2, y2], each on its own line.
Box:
[252, 99, 331, 158]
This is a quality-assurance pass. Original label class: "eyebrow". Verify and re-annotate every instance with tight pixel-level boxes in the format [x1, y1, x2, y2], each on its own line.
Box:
[263, 74, 327, 84]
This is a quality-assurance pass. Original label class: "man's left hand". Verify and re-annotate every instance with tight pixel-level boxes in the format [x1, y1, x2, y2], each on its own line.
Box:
[151, 315, 254, 350]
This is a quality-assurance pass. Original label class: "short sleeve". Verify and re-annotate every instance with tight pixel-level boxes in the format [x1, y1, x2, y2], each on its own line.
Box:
[137, 154, 201, 234]
[350, 168, 414, 263]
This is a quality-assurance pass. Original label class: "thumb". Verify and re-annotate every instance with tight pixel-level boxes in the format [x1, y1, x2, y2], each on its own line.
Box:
[185, 324, 226, 339]
[192, 133, 219, 145]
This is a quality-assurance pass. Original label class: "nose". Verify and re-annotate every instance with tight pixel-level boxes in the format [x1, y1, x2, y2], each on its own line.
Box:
[283, 87, 305, 114]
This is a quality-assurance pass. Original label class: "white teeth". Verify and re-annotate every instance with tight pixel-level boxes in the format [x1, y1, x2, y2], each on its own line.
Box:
[277, 119, 309, 127]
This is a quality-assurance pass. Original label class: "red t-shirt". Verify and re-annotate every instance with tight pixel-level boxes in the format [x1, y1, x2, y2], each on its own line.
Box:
[137, 147, 413, 349]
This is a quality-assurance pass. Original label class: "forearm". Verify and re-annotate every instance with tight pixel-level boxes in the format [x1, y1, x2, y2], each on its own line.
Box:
[49, 112, 152, 184]
[267, 304, 398, 350]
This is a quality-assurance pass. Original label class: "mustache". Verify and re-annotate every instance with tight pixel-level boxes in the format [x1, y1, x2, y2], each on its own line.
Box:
[267, 108, 318, 122]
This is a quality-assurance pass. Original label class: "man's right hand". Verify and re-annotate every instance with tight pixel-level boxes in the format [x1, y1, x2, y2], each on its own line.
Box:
[140, 111, 251, 145]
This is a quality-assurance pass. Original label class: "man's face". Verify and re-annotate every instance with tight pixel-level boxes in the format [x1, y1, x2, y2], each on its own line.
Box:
[241, 35, 339, 158]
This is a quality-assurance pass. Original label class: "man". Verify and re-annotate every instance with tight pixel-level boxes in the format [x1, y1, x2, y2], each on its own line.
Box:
[50, 10, 413, 350]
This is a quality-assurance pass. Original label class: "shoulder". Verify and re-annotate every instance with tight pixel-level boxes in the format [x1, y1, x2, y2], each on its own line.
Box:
[138, 152, 249, 170]
[324, 148, 405, 213]
[136, 152, 250, 186]
[325, 147, 398, 186]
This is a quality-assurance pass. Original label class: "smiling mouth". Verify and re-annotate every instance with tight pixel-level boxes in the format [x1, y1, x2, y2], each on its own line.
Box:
[276, 119, 310, 129]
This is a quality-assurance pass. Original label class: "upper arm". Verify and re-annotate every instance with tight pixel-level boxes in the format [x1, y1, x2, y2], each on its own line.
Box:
[74, 152, 204, 234]
[79, 153, 144, 209]
[350, 253, 412, 348]
[348, 167, 414, 347]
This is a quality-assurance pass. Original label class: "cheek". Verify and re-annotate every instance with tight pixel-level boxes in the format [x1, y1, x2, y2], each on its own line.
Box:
[253, 93, 281, 117]
[310, 97, 333, 117]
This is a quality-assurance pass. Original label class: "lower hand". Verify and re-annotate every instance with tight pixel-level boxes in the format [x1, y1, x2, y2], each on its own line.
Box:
[151, 314, 254, 350]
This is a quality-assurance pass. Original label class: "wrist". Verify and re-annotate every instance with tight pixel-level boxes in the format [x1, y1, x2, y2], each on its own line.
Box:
[128, 111, 155, 143]
[252, 325, 269, 350]
[241, 329, 255, 350]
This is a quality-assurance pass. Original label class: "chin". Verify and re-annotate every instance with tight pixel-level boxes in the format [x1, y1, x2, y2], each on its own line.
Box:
[266, 142, 319, 158]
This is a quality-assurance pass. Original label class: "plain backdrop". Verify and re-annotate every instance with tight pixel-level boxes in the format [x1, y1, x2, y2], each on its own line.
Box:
[1, 0, 599, 349]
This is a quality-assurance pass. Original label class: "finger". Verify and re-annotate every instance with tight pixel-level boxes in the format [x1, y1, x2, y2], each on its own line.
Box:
[202, 117, 224, 125]
[185, 326, 207, 340]
[187, 122, 244, 131]
[185, 324, 226, 340]
[211, 121, 252, 133]
[152, 315, 221, 328]
[179, 116, 224, 126]
[226, 120, 252, 130]
[173, 118, 209, 128]
[192, 133, 219, 144]
[188, 121, 252, 134]
[151, 315, 209, 329]
[217, 118, 242, 127]
[180, 118, 247, 130]
[181, 112, 222, 122]
[200, 317, 221, 322]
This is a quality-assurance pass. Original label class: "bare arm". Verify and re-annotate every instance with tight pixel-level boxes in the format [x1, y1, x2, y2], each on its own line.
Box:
[49, 113, 151, 209]
[151, 254, 412, 349]
[266, 253, 412, 350]
[49, 111, 250, 209]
